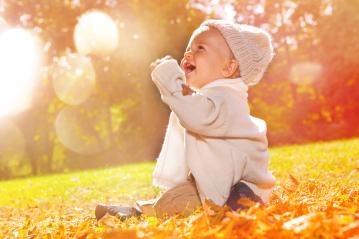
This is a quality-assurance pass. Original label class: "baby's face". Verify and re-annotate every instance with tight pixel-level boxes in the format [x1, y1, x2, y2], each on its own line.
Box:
[180, 26, 234, 89]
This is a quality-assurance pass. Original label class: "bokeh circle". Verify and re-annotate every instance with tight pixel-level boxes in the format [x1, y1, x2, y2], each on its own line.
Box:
[55, 99, 111, 155]
[74, 10, 119, 56]
[52, 53, 96, 106]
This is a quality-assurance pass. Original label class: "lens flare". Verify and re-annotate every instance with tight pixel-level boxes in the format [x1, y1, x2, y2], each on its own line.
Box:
[74, 10, 119, 56]
[55, 100, 111, 155]
[0, 28, 42, 118]
[52, 53, 96, 105]
[0, 119, 25, 161]
[290, 62, 322, 85]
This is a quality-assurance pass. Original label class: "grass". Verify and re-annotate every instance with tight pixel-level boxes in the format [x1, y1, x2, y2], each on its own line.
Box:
[0, 137, 358, 238]
[269, 138, 359, 186]
[0, 163, 156, 207]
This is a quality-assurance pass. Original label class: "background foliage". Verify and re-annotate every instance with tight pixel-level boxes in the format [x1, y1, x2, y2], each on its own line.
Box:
[0, 0, 358, 179]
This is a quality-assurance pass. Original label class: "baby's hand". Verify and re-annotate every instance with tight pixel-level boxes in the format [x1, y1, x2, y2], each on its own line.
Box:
[150, 55, 196, 96]
[150, 55, 174, 72]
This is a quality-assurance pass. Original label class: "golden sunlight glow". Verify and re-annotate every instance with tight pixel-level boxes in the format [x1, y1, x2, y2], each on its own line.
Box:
[74, 10, 119, 56]
[0, 119, 25, 160]
[0, 28, 42, 118]
[290, 62, 322, 85]
[52, 53, 96, 106]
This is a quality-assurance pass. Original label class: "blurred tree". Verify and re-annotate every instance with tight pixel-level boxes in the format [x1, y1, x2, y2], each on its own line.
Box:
[209, 0, 359, 144]
[1, 0, 205, 177]
[315, 0, 359, 138]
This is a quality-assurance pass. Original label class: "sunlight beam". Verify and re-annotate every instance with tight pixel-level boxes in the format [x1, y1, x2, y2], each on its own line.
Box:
[0, 28, 42, 118]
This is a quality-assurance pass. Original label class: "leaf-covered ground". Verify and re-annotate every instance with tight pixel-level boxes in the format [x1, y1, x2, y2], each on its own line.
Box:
[0, 138, 358, 238]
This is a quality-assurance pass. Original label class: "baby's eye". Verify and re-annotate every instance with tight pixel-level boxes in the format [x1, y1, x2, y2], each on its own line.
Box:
[197, 45, 205, 50]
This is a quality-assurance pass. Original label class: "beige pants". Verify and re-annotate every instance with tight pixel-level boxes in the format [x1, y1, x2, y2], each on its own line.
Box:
[136, 179, 202, 218]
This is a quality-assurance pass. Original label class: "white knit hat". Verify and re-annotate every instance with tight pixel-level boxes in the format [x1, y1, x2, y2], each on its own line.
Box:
[201, 19, 274, 86]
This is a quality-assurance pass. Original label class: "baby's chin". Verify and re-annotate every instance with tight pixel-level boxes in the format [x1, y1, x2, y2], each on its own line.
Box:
[184, 73, 193, 84]
[185, 79, 195, 88]
[183, 68, 195, 79]
[185, 73, 212, 89]
[186, 79, 202, 90]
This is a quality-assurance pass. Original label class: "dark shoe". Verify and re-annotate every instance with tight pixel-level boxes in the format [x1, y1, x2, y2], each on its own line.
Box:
[225, 182, 263, 211]
[95, 204, 142, 221]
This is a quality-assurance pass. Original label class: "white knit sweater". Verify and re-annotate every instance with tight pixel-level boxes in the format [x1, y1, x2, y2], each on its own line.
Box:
[151, 59, 275, 206]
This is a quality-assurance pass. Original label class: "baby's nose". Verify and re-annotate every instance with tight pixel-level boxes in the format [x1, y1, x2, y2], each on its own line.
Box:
[183, 51, 193, 60]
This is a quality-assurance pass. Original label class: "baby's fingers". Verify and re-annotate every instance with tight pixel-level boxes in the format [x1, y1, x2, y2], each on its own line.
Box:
[163, 55, 173, 61]
[150, 56, 174, 71]
[150, 59, 161, 71]
[156, 56, 173, 65]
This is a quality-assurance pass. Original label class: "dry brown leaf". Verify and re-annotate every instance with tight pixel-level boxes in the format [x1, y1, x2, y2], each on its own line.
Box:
[237, 197, 257, 208]
[103, 229, 137, 239]
[289, 174, 300, 185]
[341, 220, 359, 238]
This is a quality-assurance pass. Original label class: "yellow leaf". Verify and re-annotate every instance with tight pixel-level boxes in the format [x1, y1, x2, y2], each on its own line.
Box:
[289, 174, 300, 185]
[237, 197, 257, 208]
[282, 213, 323, 234]
[103, 229, 137, 239]
[341, 220, 359, 238]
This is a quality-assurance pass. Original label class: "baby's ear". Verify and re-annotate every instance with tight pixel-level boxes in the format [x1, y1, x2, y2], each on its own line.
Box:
[222, 59, 239, 78]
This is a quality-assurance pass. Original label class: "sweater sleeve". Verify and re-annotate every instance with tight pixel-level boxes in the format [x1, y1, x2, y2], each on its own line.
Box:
[151, 59, 227, 136]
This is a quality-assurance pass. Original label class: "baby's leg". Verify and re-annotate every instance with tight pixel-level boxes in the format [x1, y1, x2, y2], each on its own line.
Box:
[138, 179, 202, 218]
[225, 181, 263, 210]
[95, 179, 201, 220]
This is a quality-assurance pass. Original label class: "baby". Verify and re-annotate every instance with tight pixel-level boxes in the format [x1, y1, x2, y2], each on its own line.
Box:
[95, 19, 275, 220]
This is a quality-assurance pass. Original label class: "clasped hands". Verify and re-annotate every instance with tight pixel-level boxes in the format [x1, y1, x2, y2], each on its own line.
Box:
[150, 55, 195, 96]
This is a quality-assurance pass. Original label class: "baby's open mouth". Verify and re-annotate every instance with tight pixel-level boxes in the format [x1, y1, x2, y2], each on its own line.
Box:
[183, 62, 196, 75]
